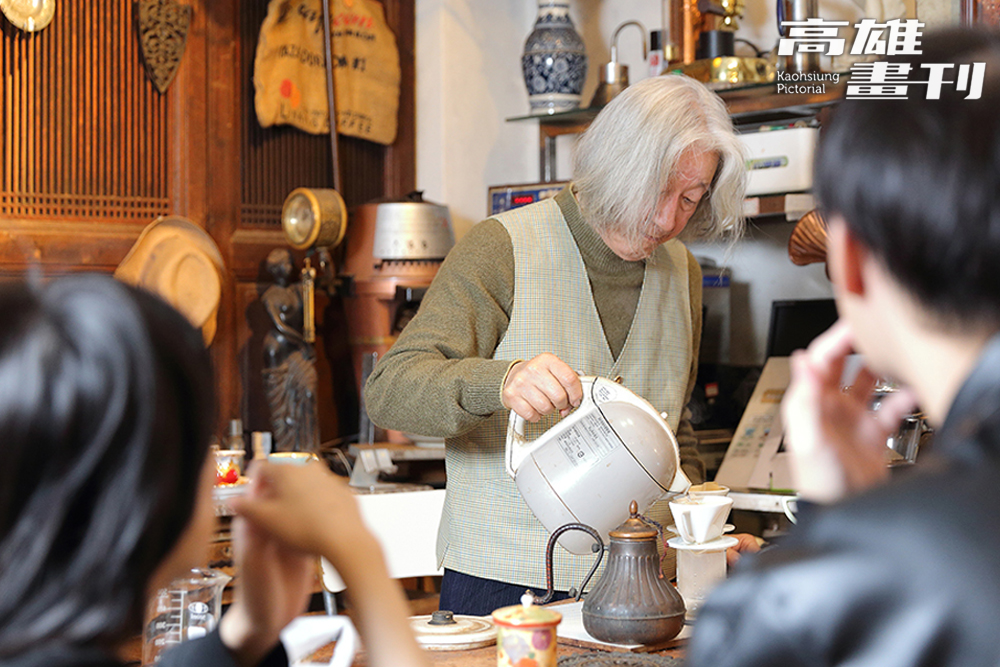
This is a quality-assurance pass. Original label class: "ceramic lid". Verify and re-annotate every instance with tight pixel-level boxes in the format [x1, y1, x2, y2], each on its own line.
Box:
[608, 500, 658, 540]
[492, 593, 562, 628]
[410, 611, 497, 650]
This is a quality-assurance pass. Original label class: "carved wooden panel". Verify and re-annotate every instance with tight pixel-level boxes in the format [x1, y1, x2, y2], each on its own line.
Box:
[0, 0, 415, 436]
[0, 0, 170, 222]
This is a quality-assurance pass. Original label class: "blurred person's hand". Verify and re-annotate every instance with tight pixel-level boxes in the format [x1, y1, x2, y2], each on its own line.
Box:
[232, 460, 376, 569]
[781, 321, 916, 503]
[219, 514, 314, 667]
[726, 533, 764, 568]
[232, 460, 430, 667]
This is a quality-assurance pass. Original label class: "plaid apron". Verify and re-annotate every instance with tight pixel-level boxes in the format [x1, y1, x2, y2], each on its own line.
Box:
[437, 197, 693, 591]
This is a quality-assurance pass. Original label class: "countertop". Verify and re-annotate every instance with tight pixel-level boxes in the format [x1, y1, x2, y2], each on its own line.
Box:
[317, 640, 685, 666]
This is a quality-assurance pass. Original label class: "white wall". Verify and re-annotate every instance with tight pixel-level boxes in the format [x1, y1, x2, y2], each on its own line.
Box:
[414, 0, 960, 363]
[688, 222, 834, 366]
[415, 0, 538, 238]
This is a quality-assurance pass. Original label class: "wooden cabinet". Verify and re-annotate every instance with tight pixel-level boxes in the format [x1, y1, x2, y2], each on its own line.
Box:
[0, 0, 415, 438]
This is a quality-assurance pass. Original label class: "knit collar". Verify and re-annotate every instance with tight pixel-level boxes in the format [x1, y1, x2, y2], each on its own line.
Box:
[555, 185, 645, 276]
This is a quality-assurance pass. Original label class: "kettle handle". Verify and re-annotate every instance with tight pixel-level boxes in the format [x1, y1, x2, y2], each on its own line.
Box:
[527, 523, 604, 605]
[505, 376, 596, 478]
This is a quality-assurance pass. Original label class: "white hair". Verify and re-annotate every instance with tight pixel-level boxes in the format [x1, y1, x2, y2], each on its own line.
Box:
[572, 75, 747, 244]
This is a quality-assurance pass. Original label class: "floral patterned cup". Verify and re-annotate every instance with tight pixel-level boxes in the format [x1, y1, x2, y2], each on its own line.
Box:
[492, 593, 562, 667]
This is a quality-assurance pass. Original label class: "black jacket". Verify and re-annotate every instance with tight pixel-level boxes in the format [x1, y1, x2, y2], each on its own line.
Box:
[687, 334, 1000, 667]
[0, 630, 287, 667]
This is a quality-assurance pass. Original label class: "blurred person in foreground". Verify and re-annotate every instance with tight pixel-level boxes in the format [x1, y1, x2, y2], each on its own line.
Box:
[0, 276, 427, 667]
[687, 28, 1000, 667]
[364, 74, 751, 615]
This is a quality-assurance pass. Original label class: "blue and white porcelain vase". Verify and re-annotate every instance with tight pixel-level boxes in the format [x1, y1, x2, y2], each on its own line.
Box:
[521, 1, 588, 115]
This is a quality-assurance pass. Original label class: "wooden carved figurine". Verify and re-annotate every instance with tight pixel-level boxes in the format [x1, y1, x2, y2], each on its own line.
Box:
[261, 248, 319, 453]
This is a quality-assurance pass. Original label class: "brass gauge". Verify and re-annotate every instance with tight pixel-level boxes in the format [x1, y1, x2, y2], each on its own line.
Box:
[280, 188, 348, 250]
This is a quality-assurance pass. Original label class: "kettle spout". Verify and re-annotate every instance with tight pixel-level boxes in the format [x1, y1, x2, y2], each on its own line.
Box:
[668, 467, 692, 494]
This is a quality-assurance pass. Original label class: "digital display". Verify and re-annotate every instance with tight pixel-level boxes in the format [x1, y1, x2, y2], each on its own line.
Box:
[488, 182, 569, 215]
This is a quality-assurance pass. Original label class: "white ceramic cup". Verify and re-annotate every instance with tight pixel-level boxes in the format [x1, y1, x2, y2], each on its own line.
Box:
[669, 495, 733, 544]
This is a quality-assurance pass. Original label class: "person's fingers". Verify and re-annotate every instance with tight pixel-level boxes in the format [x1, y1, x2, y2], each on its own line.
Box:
[848, 366, 880, 403]
[503, 364, 544, 419]
[525, 374, 571, 413]
[543, 356, 583, 408]
[810, 320, 855, 360]
[230, 492, 283, 539]
[504, 355, 580, 420]
[510, 389, 561, 422]
[873, 387, 919, 434]
[803, 320, 855, 384]
[504, 354, 586, 422]
[788, 348, 814, 389]
[534, 359, 574, 405]
[785, 351, 823, 434]
[231, 464, 311, 537]
[505, 395, 542, 422]
[736, 533, 763, 553]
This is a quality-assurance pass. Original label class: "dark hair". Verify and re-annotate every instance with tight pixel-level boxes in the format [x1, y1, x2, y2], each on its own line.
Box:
[815, 27, 1000, 329]
[0, 275, 216, 655]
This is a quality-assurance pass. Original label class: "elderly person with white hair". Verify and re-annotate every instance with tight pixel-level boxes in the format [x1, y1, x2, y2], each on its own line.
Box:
[364, 74, 749, 615]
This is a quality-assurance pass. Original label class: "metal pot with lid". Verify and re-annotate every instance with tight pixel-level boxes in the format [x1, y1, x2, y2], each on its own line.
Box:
[531, 501, 687, 646]
[358, 191, 455, 263]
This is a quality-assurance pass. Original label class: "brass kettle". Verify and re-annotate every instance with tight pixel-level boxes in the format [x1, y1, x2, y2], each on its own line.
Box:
[531, 501, 686, 645]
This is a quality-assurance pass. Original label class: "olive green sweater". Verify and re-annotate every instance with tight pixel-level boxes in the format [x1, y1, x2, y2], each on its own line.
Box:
[365, 186, 705, 481]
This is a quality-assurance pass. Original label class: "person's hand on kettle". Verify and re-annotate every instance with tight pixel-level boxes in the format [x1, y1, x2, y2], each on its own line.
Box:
[502, 353, 583, 422]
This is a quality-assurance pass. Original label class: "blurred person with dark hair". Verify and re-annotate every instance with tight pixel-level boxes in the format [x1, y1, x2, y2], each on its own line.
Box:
[688, 28, 1000, 667]
[0, 276, 427, 667]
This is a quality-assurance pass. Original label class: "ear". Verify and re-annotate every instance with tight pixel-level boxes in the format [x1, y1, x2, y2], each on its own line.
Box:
[826, 217, 867, 297]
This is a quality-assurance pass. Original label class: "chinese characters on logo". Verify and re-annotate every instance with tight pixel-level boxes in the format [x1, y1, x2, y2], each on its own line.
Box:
[776, 18, 985, 99]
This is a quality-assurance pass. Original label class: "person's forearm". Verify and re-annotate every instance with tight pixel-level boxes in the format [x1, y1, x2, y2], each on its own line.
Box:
[365, 345, 511, 438]
[364, 219, 516, 440]
[219, 606, 282, 667]
[326, 536, 430, 667]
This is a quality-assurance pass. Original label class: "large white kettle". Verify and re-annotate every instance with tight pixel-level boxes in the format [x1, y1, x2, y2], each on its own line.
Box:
[506, 376, 691, 554]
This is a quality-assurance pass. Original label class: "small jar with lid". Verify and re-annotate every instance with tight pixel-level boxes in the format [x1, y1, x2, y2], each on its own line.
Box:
[492, 593, 562, 667]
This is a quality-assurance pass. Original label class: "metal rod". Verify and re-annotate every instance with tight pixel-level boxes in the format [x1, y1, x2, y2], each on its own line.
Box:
[541, 134, 556, 183]
[302, 257, 317, 344]
[320, 0, 343, 192]
[788, 0, 820, 74]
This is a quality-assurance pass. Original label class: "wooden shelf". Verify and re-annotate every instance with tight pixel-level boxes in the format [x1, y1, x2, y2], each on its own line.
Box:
[510, 78, 845, 183]
[743, 192, 815, 220]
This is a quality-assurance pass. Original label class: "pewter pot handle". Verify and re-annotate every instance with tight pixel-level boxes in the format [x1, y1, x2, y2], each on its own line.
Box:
[527, 523, 604, 605]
